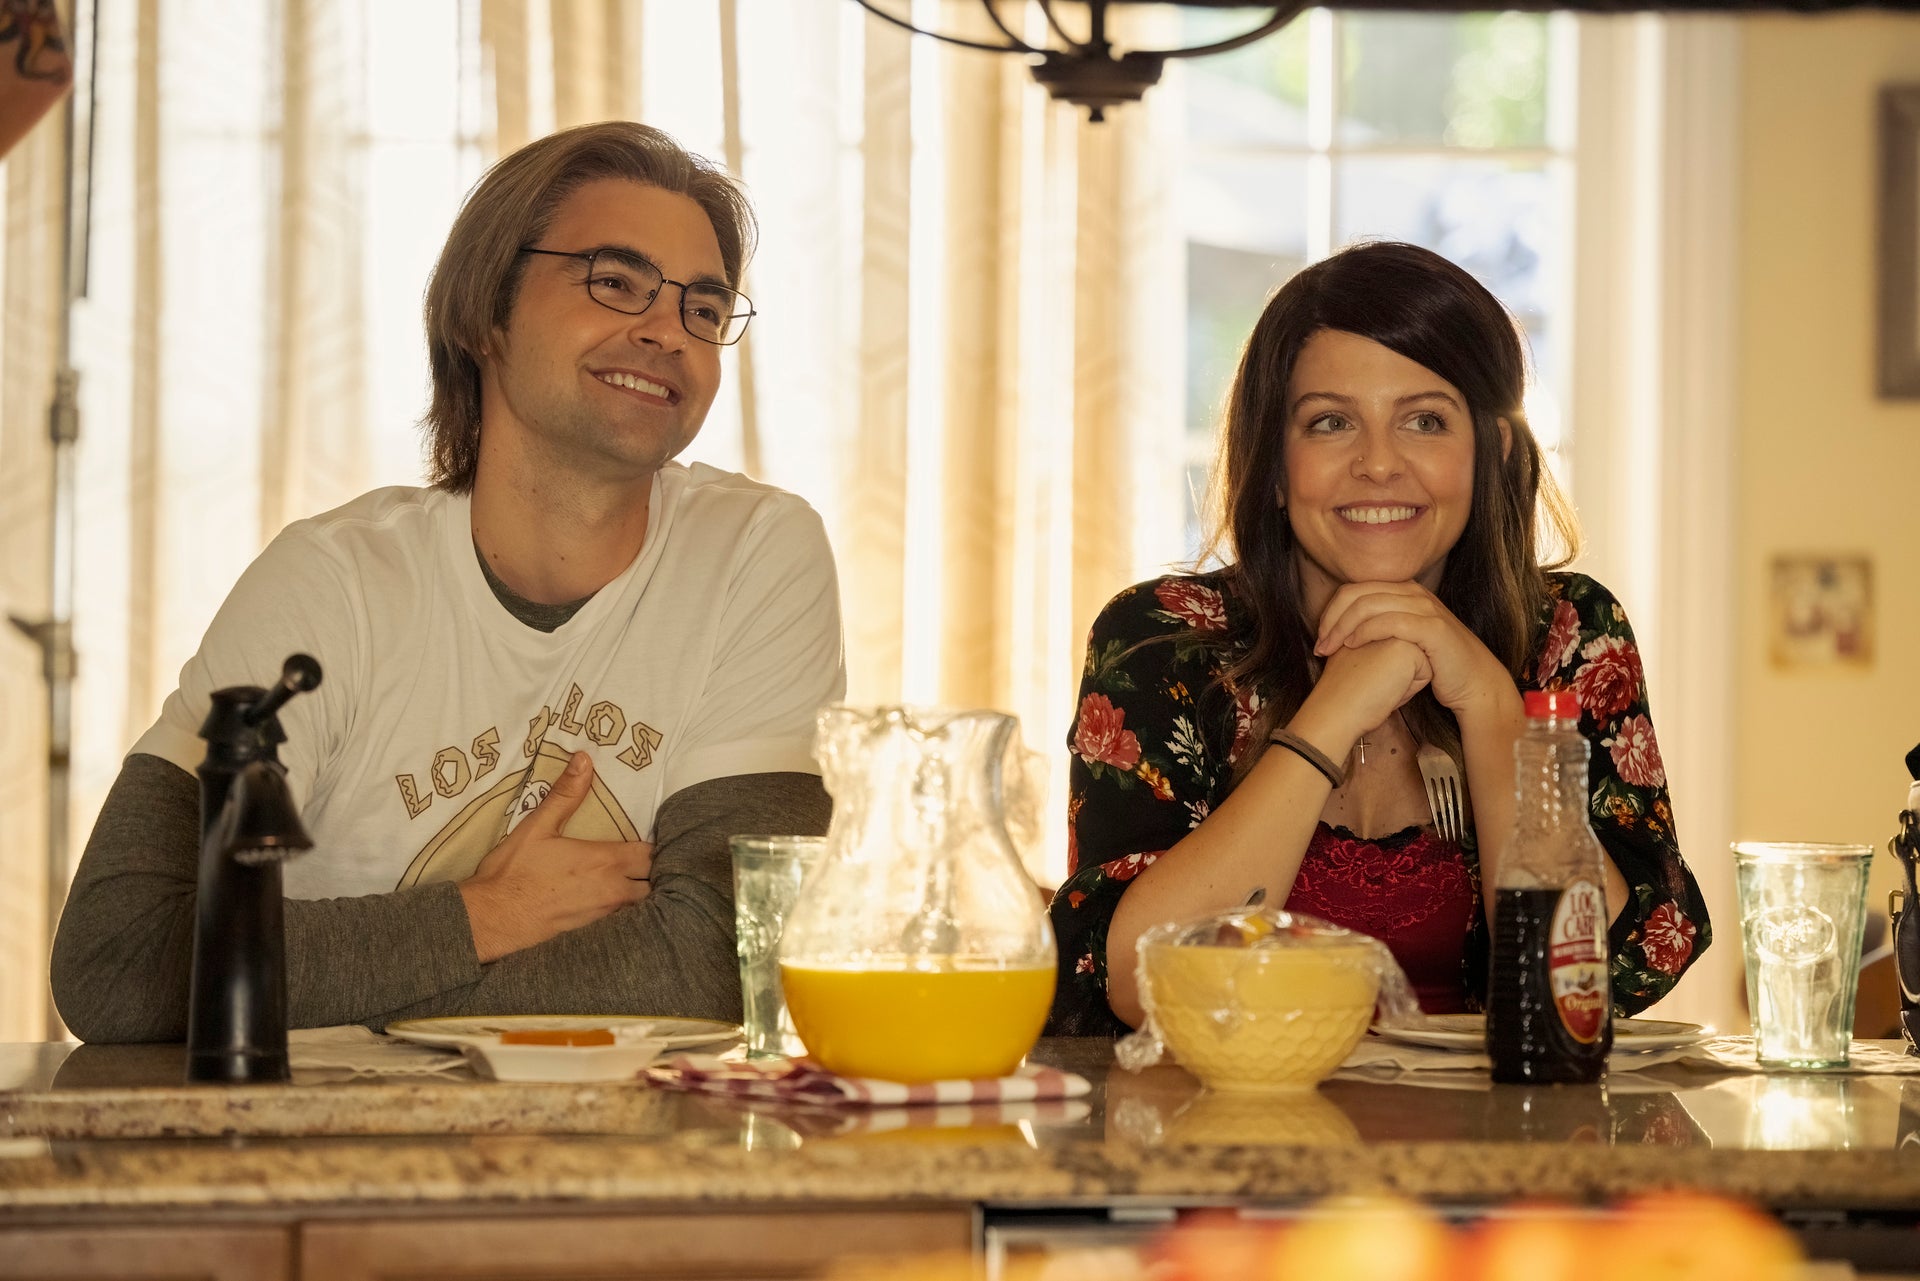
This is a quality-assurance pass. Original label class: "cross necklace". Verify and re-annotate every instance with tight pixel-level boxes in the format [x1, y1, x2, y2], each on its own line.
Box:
[1351, 712, 1410, 773]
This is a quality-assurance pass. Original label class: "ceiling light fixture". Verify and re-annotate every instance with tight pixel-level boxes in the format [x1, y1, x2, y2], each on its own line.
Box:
[850, 1, 1302, 122]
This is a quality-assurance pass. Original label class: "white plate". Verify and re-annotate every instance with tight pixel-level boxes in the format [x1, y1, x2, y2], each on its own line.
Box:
[461, 1039, 663, 1083]
[1372, 1014, 1711, 1055]
[385, 1015, 741, 1084]
[387, 1014, 741, 1051]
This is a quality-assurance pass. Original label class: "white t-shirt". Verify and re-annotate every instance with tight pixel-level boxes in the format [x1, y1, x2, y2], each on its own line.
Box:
[133, 462, 846, 901]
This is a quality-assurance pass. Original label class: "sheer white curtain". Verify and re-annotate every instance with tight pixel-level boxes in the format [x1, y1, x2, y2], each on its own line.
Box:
[0, 0, 1185, 1037]
[0, 0, 70, 1044]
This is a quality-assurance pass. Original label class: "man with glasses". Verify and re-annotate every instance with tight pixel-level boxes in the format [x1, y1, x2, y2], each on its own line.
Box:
[52, 123, 844, 1040]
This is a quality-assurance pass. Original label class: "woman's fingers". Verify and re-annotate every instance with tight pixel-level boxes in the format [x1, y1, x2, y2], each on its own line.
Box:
[1314, 581, 1441, 654]
[1315, 637, 1434, 731]
[1403, 647, 1436, 703]
[1324, 605, 1447, 663]
[1324, 593, 1505, 710]
[1335, 602, 1512, 712]
[1337, 609, 1438, 653]
[1313, 585, 1507, 712]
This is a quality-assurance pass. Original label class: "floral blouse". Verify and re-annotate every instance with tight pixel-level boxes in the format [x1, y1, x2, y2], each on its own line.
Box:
[1048, 570, 1712, 1038]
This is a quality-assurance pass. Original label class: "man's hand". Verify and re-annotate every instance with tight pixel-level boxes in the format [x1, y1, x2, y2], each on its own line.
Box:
[457, 751, 655, 964]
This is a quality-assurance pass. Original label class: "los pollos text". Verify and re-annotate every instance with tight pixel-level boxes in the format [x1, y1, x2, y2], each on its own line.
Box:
[394, 683, 664, 819]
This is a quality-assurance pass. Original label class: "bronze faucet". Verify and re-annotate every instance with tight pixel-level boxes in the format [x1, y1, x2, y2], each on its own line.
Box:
[1893, 807, 1920, 1057]
[1893, 741, 1920, 1057]
[185, 654, 322, 1083]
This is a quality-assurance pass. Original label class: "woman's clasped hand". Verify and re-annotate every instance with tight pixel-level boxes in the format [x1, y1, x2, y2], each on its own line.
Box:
[1311, 581, 1517, 718]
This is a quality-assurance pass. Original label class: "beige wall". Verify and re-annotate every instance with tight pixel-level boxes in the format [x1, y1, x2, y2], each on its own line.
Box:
[1738, 15, 1920, 938]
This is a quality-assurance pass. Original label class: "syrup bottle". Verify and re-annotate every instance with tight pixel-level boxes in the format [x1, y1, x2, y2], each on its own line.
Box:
[1487, 689, 1613, 1084]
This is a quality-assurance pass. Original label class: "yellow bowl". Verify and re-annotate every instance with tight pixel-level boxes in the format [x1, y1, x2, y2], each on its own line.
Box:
[1141, 941, 1380, 1093]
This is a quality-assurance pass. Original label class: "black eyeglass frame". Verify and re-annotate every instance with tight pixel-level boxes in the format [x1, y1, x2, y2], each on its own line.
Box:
[517, 246, 756, 346]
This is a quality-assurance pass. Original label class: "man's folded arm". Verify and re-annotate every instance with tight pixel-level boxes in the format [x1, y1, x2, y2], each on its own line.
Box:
[49, 755, 200, 1042]
[51, 756, 830, 1040]
[50, 753, 483, 1042]
[368, 770, 832, 1027]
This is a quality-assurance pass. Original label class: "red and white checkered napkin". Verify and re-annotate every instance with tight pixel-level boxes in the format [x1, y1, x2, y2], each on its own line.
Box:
[642, 1054, 1091, 1107]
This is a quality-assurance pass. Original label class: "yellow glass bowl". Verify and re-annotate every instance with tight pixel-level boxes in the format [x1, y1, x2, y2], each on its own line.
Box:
[1141, 940, 1380, 1093]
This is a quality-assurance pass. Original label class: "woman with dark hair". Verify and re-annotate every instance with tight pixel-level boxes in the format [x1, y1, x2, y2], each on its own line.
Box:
[1049, 241, 1709, 1036]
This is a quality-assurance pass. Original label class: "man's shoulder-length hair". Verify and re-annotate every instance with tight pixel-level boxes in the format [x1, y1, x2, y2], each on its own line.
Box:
[420, 121, 756, 493]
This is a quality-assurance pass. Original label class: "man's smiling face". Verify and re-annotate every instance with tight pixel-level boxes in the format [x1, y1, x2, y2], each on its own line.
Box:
[480, 178, 726, 481]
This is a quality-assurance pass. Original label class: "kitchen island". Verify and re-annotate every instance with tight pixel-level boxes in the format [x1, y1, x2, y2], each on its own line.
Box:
[3, 1038, 1918, 1277]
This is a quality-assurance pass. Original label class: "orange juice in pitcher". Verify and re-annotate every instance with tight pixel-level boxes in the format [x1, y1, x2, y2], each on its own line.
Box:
[781, 958, 1054, 1083]
[778, 708, 1057, 1084]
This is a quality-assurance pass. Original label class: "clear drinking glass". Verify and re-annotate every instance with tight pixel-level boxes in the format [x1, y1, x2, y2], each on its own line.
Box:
[1733, 842, 1874, 1068]
[730, 835, 825, 1059]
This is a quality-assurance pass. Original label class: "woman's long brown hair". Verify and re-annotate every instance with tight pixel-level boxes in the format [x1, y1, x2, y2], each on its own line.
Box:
[1202, 242, 1582, 787]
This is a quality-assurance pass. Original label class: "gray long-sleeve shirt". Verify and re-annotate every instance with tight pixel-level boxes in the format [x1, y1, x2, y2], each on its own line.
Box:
[49, 756, 829, 1041]
[48, 543, 833, 1043]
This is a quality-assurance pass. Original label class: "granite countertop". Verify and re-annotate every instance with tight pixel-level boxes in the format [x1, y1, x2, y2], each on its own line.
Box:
[5, 1038, 1920, 1217]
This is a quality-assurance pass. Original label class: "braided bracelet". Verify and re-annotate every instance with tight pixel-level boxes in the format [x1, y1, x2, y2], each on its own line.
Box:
[1267, 727, 1346, 789]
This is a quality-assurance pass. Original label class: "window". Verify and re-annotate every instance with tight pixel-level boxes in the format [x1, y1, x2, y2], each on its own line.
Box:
[1177, 8, 1576, 555]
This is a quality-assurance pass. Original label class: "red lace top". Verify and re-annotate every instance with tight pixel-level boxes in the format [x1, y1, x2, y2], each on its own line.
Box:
[1286, 822, 1477, 1014]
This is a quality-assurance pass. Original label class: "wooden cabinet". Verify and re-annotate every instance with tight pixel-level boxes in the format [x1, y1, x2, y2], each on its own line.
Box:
[0, 1225, 290, 1280]
[299, 1209, 975, 1280]
[2, 1206, 973, 1279]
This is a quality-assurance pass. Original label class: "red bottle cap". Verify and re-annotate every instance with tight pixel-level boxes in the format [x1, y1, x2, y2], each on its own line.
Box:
[1524, 690, 1581, 720]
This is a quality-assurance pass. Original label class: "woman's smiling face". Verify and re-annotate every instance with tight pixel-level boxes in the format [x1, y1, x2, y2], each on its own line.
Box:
[1280, 328, 1481, 615]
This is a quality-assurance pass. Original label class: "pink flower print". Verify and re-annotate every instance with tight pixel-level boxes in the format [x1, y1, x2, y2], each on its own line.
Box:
[1104, 850, 1161, 882]
[1154, 579, 1229, 632]
[1229, 684, 1264, 761]
[1073, 693, 1141, 771]
[1537, 599, 1581, 686]
[1605, 714, 1666, 789]
[1641, 901, 1696, 975]
[1572, 634, 1643, 721]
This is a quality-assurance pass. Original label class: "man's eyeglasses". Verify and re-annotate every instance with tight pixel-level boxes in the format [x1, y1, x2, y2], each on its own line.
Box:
[518, 246, 755, 346]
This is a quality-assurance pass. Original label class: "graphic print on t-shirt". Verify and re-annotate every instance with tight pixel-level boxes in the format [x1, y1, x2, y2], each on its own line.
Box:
[393, 740, 641, 888]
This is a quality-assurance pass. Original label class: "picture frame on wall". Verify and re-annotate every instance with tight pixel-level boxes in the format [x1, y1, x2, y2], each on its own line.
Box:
[1768, 554, 1873, 670]
[1879, 86, 1920, 397]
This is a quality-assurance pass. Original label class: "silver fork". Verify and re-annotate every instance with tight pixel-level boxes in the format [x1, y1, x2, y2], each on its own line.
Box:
[1414, 743, 1467, 846]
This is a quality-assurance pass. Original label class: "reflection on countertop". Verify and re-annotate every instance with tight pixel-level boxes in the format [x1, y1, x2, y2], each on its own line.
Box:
[5, 1037, 1920, 1216]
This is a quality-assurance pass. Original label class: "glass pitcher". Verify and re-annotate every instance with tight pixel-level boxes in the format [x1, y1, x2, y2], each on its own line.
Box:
[778, 706, 1057, 1083]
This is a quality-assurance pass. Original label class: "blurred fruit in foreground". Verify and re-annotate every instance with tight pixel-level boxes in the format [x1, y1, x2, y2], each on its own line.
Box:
[1151, 1210, 1277, 1281]
[1613, 1192, 1803, 1281]
[822, 1192, 1804, 1280]
[825, 1246, 1144, 1281]
[1268, 1197, 1455, 1281]
[1145, 1193, 1801, 1281]
[1460, 1205, 1603, 1281]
